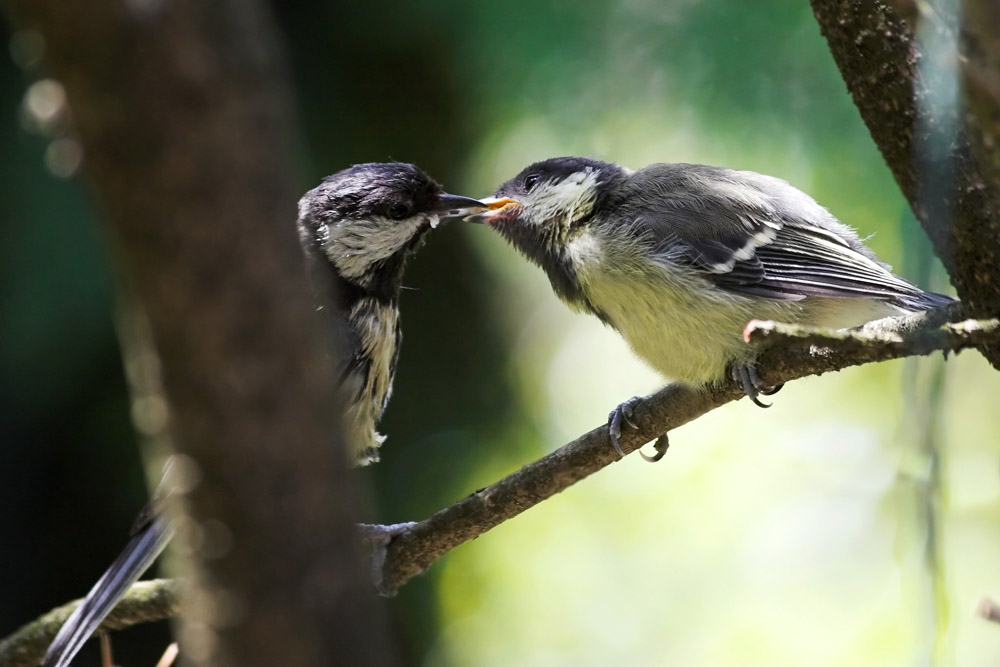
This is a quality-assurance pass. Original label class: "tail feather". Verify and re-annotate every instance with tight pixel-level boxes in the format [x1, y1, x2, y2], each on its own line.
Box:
[890, 289, 957, 312]
[42, 516, 171, 667]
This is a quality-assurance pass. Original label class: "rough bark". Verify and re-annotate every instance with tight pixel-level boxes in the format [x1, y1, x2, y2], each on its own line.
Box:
[810, 0, 1000, 369]
[4, 2, 394, 666]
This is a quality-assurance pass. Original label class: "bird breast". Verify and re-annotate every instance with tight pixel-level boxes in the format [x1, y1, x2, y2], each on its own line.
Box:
[566, 229, 796, 385]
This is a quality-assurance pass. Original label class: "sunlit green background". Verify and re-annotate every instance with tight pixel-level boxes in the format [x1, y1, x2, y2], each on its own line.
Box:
[3, 1, 999, 665]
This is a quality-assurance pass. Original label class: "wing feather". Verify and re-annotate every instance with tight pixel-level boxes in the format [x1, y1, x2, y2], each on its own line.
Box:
[617, 163, 949, 309]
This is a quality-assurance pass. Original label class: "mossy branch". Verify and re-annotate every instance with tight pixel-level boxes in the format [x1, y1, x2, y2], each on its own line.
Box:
[0, 580, 178, 667]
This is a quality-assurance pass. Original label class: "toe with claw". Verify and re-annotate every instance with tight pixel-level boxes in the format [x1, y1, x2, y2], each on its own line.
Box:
[640, 434, 670, 463]
[730, 362, 784, 408]
[608, 396, 643, 457]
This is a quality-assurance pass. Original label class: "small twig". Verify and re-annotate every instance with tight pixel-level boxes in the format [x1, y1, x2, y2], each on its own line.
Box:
[978, 597, 1000, 624]
[99, 630, 113, 667]
[156, 642, 181, 667]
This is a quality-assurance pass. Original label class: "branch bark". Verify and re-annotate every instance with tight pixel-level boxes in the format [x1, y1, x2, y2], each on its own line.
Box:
[0, 581, 178, 667]
[4, 1, 394, 665]
[809, 0, 1000, 368]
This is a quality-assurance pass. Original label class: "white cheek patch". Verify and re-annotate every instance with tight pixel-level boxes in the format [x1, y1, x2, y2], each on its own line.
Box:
[322, 215, 427, 279]
[527, 169, 600, 228]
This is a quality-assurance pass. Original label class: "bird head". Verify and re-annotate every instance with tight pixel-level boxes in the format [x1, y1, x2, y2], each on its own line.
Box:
[298, 162, 485, 289]
[469, 157, 626, 256]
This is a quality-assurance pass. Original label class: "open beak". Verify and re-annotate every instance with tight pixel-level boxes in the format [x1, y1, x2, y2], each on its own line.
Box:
[463, 196, 521, 224]
[430, 193, 491, 218]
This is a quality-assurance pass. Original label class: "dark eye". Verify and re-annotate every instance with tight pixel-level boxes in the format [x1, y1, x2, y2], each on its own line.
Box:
[388, 202, 412, 220]
[523, 174, 540, 192]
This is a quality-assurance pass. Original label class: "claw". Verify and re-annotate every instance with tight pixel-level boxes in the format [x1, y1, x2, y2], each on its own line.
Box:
[608, 396, 643, 457]
[731, 363, 772, 408]
[640, 434, 669, 463]
[758, 383, 784, 396]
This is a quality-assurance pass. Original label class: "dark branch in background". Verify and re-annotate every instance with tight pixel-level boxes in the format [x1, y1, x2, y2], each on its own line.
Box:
[4, 1, 394, 666]
[809, 0, 1000, 368]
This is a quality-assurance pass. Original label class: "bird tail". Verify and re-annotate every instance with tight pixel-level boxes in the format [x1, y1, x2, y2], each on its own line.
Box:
[889, 288, 957, 312]
[41, 516, 171, 667]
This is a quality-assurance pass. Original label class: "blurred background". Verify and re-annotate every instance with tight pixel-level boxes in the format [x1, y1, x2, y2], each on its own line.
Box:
[2, 0, 1000, 665]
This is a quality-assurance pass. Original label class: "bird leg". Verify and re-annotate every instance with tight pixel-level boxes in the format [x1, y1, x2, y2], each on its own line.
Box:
[608, 396, 642, 457]
[730, 362, 783, 407]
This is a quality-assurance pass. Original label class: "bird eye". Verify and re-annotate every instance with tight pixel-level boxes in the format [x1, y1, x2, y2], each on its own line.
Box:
[388, 202, 412, 220]
[523, 174, 540, 192]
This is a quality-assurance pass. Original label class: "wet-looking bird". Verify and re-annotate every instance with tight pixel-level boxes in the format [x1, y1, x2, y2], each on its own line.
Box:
[297, 161, 486, 465]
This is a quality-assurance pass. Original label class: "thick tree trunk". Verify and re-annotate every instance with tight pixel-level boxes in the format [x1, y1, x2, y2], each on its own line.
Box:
[810, 0, 1000, 368]
[5, 1, 395, 665]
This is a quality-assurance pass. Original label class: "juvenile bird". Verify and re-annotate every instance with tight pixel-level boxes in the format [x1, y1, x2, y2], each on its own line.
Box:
[41, 163, 484, 667]
[472, 156, 953, 459]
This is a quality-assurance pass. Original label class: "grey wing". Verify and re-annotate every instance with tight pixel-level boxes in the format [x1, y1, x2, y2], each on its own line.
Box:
[623, 163, 953, 310]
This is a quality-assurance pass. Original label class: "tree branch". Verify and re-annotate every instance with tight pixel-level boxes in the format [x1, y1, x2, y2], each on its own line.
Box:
[6, 307, 998, 639]
[809, 0, 1000, 368]
[0, 580, 178, 667]
[378, 307, 994, 593]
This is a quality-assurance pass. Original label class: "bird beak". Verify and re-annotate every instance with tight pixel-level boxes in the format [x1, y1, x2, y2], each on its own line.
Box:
[431, 193, 491, 218]
[463, 196, 521, 224]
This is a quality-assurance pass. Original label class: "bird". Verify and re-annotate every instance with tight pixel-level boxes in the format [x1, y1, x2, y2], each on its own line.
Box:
[40, 162, 485, 667]
[297, 162, 487, 465]
[470, 156, 954, 460]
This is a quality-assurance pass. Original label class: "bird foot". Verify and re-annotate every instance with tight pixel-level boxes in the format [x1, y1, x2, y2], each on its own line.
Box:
[640, 434, 670, 463]
[608, 396, 643, 457]
[608, 397, 670, 463]
[359, 522, 417, 597]
[730, 362, 783, 408]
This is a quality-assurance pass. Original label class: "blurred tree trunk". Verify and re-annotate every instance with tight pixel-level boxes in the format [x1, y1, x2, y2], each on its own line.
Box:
[810, 0, 1000, 368]
[271, 2, 522, 658]
[4, 1, 395, 665]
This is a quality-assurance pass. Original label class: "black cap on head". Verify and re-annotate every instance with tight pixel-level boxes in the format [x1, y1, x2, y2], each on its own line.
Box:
[495, 156, 620, 201]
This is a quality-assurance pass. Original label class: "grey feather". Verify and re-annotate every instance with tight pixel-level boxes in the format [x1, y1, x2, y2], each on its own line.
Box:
[602, 163, 953, 309]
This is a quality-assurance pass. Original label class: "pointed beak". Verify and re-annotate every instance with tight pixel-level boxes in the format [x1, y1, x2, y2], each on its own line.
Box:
[464, 196, 521, 224]
[430, 192, 490, 218]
